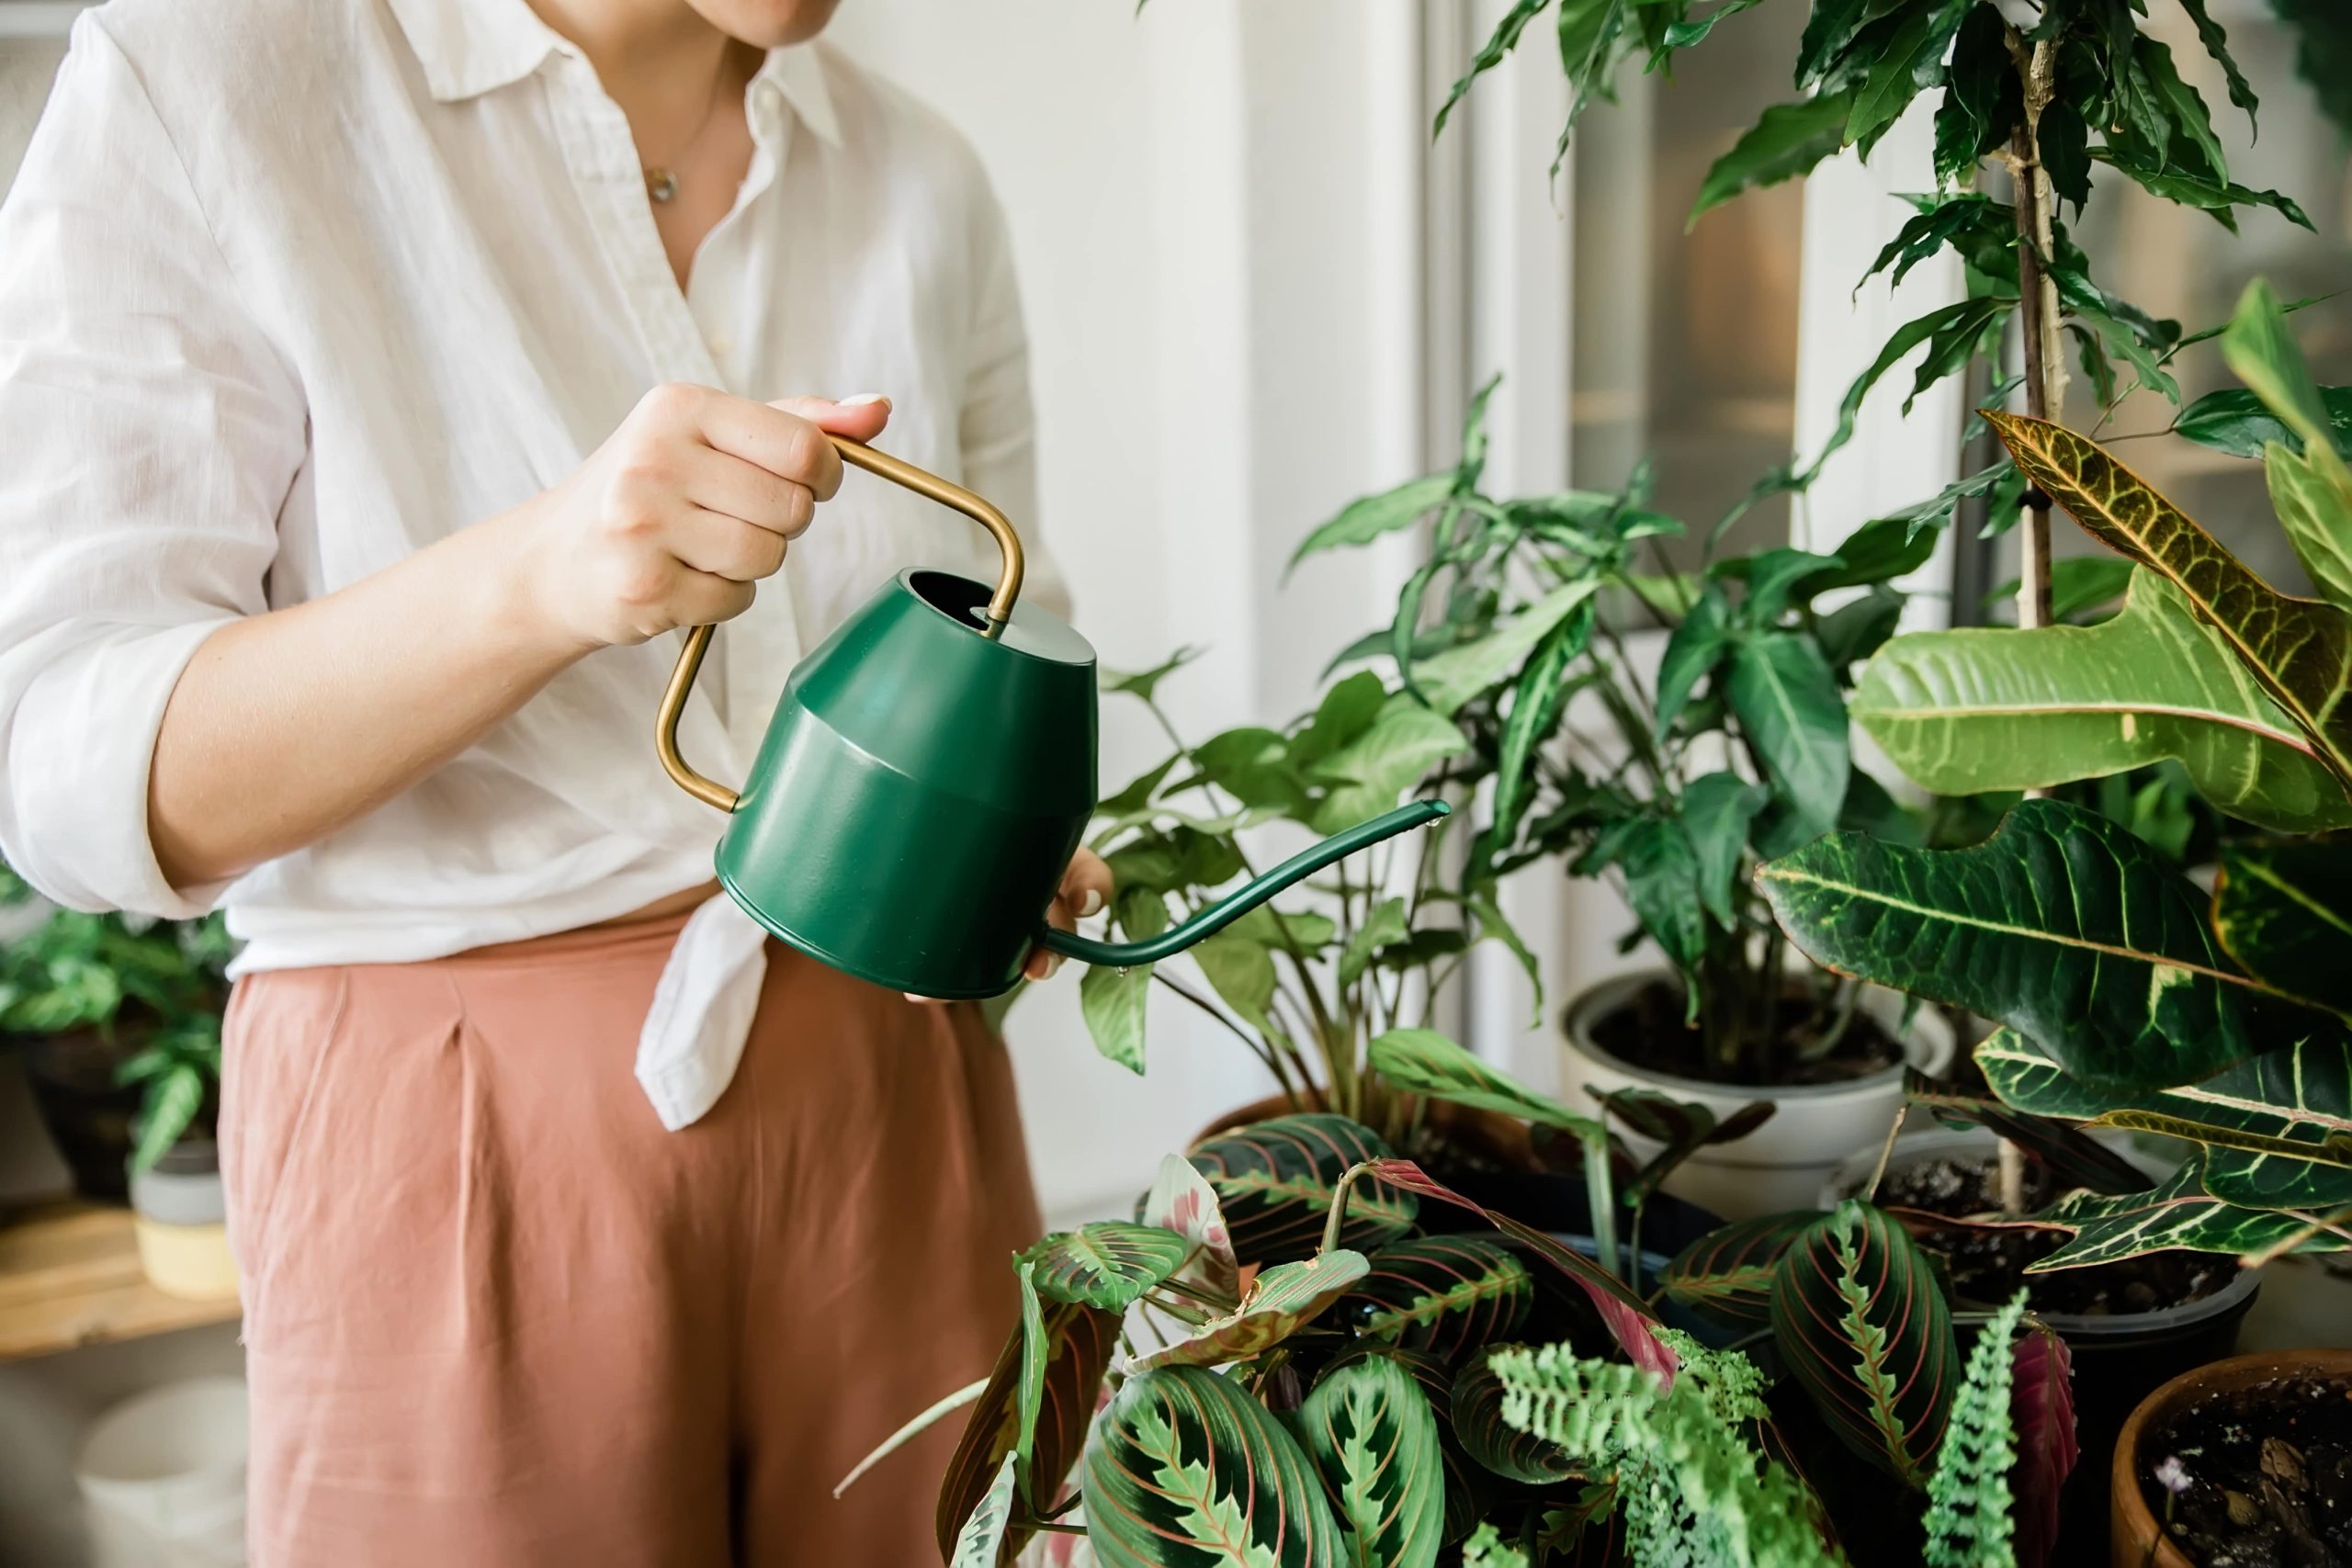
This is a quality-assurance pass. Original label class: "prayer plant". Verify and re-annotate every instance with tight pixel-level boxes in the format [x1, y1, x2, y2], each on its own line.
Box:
[1758, 279, 2352, 1269]
[856, 1086, 2070, 1564]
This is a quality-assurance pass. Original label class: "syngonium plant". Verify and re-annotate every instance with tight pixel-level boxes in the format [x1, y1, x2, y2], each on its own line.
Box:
[863, 1060, 2069, 1565]
[1757, 279, 2352, 1269]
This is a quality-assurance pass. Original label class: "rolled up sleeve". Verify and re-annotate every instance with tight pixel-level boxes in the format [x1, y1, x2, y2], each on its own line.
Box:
[0, 15, 303, 916]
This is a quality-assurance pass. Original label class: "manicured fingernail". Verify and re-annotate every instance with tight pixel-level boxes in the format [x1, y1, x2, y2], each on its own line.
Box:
[1078, 889, 1104, 918]
[840, 391, 890, 407]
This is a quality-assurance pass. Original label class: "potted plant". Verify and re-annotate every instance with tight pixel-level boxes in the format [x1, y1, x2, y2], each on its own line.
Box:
[1400, 0, 2346, 1221]
[0, 858, 232, 1210]
[1755, 277, 2352, 1559]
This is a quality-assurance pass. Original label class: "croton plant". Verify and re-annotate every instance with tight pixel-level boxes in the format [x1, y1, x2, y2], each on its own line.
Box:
[857, 1053, 2077, 1566]
[1759, 279, 2352, 1269]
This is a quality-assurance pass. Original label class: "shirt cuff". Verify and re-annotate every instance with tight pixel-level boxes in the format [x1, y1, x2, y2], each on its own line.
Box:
[6, 618, 239, 918]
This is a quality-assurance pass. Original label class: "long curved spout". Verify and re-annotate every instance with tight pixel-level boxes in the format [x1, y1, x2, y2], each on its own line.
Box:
[1037, 800, 1451, 968]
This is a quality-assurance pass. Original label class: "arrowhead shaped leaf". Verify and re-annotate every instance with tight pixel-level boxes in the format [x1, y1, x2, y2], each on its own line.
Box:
[1985, 410, 2352, 795]
[1851, 570, 2352, 831]
[1758, 798, 2267, 1090]
[1297, 1355, 1445, 1568]
[1408, 580, 1603, 718]
[1308, 699, 1470, 835]
[1341, 1235, 1535, 1359]
[1023, 1223, 1192, 1312]
[1188, 1114, 1418, 1263]
[1770, 1201, 1960, 1488]
[1086, 1365, 1345, 1568]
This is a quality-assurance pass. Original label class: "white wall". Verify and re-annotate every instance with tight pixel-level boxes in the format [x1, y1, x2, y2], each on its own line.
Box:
[828, 0, 1431, 1222]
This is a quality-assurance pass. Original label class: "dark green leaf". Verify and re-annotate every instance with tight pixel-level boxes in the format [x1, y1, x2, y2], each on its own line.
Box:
[2022, 1156, 2345, 1268]
[2214, 840, 2352, 1017]
[1690, 93, 1854, 227]
[1189, 1114, 1418, 1262]
[1871, 461, 2018, 547]
[2089, 145, 2314, 233]
[2177, 389, 2352, 459]
[1487, 620, 1582, 862]
[1434, 0, 1552, 137]
[1845, 0, 1971, 154]
[1934, 4, 2018, 186]
[1655, 585, 1730, 735]
[2131, 34, 2230, 181]
[2178, 0, 2258, 133]
[1770, 1201, 1960, 1486]
[1343, 1234, 1536, 1359]
[1902, 1068, 2152, 1196]
[2041, 99, 2091, 213]
[1758, 799, 2267, 1091]
[1603, 1087, 1776, 1205]
[1815, 587, 1905, 671]
[1453, 1348, 1579, 1484]
[1726, 632, 1849, 838]
[1297, 1355, 1446, 1568]
[1659, 1212, 1815, 1327]
[1603, 817, 1710, 974]
[1805, 297, 2011, 484]
[2222, 277, 2343, 456]
[1085, 1365, 1345, 1567]
[1679, 771, 1769, 928]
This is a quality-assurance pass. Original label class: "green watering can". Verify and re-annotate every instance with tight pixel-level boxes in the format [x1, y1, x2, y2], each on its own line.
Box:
[655, 437, 1448, 999]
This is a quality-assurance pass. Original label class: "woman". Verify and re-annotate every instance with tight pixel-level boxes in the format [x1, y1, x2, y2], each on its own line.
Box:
[0, 0, 1106, 1559]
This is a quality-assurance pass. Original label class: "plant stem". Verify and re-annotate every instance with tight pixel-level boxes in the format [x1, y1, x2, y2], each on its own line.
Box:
[1582, 1134, 1619, 1285]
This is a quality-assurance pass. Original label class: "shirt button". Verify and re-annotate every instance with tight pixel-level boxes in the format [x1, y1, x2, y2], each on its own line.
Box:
[707, 334, 732, 360]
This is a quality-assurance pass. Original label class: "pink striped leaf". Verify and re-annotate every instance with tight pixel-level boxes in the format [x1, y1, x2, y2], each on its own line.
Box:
[2008, 1320, 2079, 1568]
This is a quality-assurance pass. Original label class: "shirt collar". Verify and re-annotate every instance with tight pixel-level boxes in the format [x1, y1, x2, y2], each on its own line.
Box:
[387, 0, 842, 149]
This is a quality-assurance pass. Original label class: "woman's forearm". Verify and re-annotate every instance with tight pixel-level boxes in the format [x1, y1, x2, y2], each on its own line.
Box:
[148, 508, 575, 889]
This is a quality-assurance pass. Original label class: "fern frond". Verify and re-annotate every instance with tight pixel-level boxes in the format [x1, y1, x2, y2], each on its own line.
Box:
[1490, 1331, 1846, 1568]
[1924, 1291, 2026, 1568]
[1463, 1521, 1531, 1568]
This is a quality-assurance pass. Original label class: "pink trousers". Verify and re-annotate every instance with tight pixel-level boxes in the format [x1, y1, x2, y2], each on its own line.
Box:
[220, 912, 1041, 1566]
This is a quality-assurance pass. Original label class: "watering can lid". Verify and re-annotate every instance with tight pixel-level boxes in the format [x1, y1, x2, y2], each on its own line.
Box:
[900, 568, 1094, 667]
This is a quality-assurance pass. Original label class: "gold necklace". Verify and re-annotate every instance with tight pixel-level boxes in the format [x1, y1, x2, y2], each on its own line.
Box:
[641, 45, 736, 205]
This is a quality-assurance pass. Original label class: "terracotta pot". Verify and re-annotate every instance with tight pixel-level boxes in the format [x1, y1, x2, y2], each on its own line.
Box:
[1557, 969, 1955, 1220]
[2109, 1348, 2352, 1567]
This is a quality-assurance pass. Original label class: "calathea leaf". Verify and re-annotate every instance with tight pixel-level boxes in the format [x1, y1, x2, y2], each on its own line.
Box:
[1362, 1159, 1672, 1378]
[2008, 1321, 2078, 1568]
[1690, 93, 1854, 227]
[1127, 1249, 1371, 1371]
[1188, 1114, 1418, 1262]
[1453, 1348, 1579, 1485]
[936, 1297, 1119, 1559]
[946, 1453, 1019, 1568]
[1341, 1234, 1536, 1360]
[1726, 632, 1849, 840]
[1136, 1152, 1243, 1299]
[1296, 1354, 1445, 1568]
[1365, 1028, 1606, 1143]
[1849, 570, 2352, 831]
[1023, 1223, 1191, 1312]
[1987, 411, 2352, 795]
[1085, 1364, 1345, 1568]
[1902, 1068, 2151, 1197]
[2214, 840, 2352, 1017]
[1759, 799, 2267, 1091]
[1658, 1212, 1815, 1328]
[1770, 1201, 1960, 1487]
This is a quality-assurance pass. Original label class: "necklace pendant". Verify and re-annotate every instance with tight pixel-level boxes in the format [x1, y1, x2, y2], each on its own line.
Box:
[645, 167, 680, 204]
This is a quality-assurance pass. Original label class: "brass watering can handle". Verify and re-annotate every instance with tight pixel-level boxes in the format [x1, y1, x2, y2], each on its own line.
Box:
[656, 434, 1028, 815]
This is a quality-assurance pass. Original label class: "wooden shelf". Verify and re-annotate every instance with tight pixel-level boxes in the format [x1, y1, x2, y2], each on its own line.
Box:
[0, 1201, 238, 1363]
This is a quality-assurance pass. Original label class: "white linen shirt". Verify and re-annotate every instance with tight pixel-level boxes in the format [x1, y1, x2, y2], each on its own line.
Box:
[0, 0, 1062, 1127]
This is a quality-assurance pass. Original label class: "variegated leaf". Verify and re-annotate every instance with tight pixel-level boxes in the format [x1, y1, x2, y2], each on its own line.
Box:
[1363, 1159, 1673, 1379]
[2023, 1156, 2346, 1268]
[1341, 1234, 1534, 1359]
[1189, 1114, 1418, 1262]
[1137, 1152, 1243, 1300]
[938, 1299, 1120, 1561]
[950, 1453, 1022, 1568]
[1085, 1365, 1345, 1568]
[1297, 1355, 1444, 1568]
[1452, 1348, 1578, 1485]
[1658, 1213, 1815, 1328]
[1758, 799, 2266, 1091]
[2213, 839, 2352, 1018]
[1128, 1250, 1371, 1371]
[1770, 1201, 1960, 1488]
[1975, 1029, 2352, 1178]
[1024, 1224, 1192, 1312]
[1986, 410, 2352, 794]
[1372, 1348, 1487, 1547]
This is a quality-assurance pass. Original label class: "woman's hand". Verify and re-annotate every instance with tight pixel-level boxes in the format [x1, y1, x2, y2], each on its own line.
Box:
[1025, 847, 1114, 982]
[509, 384, 891, 654]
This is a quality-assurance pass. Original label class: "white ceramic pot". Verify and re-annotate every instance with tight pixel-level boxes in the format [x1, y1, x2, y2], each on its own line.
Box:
[76, 1376, 247, 1568]
[129, 1143, 239, 1303]
[1557, 969, 1955, 1221]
